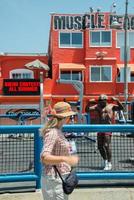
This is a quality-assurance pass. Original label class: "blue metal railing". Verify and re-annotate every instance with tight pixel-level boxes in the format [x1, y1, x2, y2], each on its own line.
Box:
[63, 124, 134, 180]
[0, 125, 41, 189]
[0, 124, 134, 188]
[62, 124, 134, 133]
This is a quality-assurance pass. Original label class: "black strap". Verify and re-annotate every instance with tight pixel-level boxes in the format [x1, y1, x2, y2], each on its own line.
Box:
[53, 165, 64, 182]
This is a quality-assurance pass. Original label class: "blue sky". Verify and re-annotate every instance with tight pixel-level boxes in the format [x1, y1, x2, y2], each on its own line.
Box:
[0, 0, 133, 54]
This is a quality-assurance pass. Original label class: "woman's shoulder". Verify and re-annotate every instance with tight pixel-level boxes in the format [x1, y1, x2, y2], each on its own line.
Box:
[43, 128, 60, 140]
[45, 127, 57, 132]
[45, 128, 60, 135]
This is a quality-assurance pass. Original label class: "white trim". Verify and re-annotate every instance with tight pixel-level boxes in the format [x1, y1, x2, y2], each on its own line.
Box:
[0, 95, 51, 98]
[0, 96, 40, 98]
[44, 94, 52, 97]
[85, 57, 116, 60]
[10, 68, 34, 79]
[0, 53, 47, 56]
[1, 94, 134, 99]
[51, 95, 79, 98]
[59, 46, 83, 49]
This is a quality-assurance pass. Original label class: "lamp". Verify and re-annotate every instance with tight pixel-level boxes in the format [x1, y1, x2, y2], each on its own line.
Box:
[111, 0, 129, 121]
[110, 2, 117, 14]
[110, 17, 121, 29]
[96, 51, 107, 59]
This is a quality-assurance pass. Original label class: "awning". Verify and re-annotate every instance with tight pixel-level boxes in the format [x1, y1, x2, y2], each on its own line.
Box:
[117, 64, 134, 71]
[25, 59, 49, 70]
[59, 63, 85, 70]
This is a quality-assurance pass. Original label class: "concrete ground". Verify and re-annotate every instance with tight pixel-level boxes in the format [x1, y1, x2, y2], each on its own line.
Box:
[0, 188, 134, 200]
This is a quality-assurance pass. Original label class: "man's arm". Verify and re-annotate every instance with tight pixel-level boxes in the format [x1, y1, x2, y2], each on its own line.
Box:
[111, 97, 124, 111]
[85, 99, 97, 112]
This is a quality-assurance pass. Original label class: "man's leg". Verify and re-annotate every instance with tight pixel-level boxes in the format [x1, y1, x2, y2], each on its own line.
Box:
[103, 135, 112, 170]
[103, 135, 112, 162]
[97, 134, 107, 160]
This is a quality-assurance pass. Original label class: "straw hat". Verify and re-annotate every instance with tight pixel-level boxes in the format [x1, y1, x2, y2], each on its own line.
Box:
[52, 102, 76, 118]
[98, 94, 108, 101]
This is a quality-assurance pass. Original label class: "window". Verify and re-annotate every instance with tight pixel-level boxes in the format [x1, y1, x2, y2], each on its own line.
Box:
[60, 71, 82, 81]
[59, 32, 83, 48]
[10, 69, 34, 79]
[117, 31, 134, 48]
[117, 72, 133, 82]
[90, 31, 111, 46]
[117, 67, 131, 82]
[90, 66, 112, 82]
[131, 73, 134, 82]
[60, 71, 71, 80]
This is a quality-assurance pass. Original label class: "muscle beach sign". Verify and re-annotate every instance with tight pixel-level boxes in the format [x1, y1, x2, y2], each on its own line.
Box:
[53, 13, 134, 30]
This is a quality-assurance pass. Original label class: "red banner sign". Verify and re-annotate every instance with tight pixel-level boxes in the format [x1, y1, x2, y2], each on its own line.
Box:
[3, 79, 40, 95]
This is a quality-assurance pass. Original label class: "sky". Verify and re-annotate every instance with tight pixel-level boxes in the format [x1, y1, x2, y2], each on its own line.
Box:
[0, 0, 133, 54]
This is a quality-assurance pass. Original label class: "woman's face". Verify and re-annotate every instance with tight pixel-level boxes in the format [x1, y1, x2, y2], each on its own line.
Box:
[62, 116, 70, 125]
[58, 116, 70, 128]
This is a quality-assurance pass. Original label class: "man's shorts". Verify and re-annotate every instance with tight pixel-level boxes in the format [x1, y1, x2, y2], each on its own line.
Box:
[97, 132, 112, 136]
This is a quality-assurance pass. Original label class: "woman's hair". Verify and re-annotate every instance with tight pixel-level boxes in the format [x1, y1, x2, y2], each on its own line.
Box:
[40, 116, 63, 137]
[40, 101, 75, 137]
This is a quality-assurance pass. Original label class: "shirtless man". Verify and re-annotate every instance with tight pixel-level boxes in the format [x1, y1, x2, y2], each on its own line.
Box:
[85, 94, 124, 170]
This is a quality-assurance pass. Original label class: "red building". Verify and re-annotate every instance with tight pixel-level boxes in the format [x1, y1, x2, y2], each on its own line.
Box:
[0, 11, 134, 122]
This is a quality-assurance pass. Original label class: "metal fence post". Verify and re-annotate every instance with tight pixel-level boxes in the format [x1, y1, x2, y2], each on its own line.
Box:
[34, 129, 42, 189]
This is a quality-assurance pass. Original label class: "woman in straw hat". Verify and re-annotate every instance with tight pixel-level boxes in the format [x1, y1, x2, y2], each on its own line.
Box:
[40, 101, 79, 200]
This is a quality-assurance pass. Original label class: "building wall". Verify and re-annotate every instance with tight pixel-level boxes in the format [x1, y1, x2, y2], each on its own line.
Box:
[0, 56, 48, 104]
[0, 55, 48, 79]
[49, 12, 134, 109]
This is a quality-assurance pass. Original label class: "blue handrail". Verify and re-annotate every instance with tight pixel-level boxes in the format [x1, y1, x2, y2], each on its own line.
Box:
[0, 124, 134, 189]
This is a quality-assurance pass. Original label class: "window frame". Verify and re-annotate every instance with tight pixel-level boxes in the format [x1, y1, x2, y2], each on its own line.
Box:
[116, 31, 134, 48]
[90, 30, 112, 47]
[116, 66, 131, 83]
[59, 70, 83, 81]
[131, 72, 134, 82]
[10, 69, 34, 79]
[90, 65, 112, 82]
[59, 31, 83, 48]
